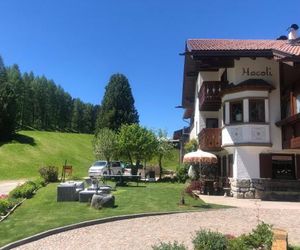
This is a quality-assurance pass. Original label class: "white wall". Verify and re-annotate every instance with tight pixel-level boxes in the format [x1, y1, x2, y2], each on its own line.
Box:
[222, 58, 281, 179]
[190, 71, 220, 140]
[227, 58, 278, 85]
[224, 58, 281, 150]
[222, 124, 270, 146]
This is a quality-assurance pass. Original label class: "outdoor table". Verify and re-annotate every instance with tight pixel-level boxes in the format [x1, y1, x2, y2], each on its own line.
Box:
[57, 181, 84, 201]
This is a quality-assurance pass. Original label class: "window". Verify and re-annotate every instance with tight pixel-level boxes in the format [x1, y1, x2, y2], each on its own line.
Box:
[230, 101, 243, 123]
[297, 95, 300, 114]
[249, 99, 265, 122]
[223, 104, 226, 124]
[206, 118, 218, 128]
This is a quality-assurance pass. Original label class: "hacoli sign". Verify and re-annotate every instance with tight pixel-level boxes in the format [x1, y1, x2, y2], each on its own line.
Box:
[242, 67, 272, 76]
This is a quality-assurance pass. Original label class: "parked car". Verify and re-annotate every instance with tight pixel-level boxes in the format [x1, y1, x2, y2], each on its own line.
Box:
[88, 161, 123, 177]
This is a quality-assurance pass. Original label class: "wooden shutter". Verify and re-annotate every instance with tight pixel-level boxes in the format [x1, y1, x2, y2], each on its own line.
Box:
[296, 155, 300, 179]
[259, 154, 272, 178]
[228, 154, 233, 178]
[222, 156, 227, 177]
[217, 156, 221, 176]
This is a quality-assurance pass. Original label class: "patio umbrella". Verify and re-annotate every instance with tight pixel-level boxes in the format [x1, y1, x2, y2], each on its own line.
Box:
[183, 149, 217, 164]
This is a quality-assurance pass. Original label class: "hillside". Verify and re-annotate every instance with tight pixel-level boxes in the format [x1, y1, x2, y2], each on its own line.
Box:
[0, 131, 95, 180]
[0, 131, 180, 181]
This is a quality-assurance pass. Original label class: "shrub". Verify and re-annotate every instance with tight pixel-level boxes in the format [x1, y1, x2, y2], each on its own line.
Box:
[176, 165, 189, 183]
[185, 180, 202, 196]
[0, 197, 21, 216]
[152, 241, 187, 250]
[33, 177, 47, 189]
[0, 199, 10, 216]
[192, 229, 228, 250]
[243, 222, 273, 250]
[9, 181, 37, 199]
[39, 166, 58, 182]
[228, 236, 248, 250]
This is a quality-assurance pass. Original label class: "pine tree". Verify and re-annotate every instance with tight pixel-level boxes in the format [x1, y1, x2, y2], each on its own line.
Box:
[0, 56, 17, 140]
[7, 64, 24, 128]
[96, 74, 139, 132]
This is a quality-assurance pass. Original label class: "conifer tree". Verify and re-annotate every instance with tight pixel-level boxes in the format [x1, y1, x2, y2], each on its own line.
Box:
[96, 74, 139, 131]
[0, 56, 16, 140]
[7, 64, 24, 128]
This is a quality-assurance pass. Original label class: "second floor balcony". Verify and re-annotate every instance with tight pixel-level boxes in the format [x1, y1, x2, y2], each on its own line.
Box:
[277, 113, 300, 149]
[199, 81, 222, 111]
[199, 128, 222, 151]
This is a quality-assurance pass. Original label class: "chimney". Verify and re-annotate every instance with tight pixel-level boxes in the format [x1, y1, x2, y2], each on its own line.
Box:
[288, 24, 299, 40]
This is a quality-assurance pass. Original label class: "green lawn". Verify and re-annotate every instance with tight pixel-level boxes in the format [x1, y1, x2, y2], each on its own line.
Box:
[148, 148, 180, 171]
[0, 182, 224, 247]
[0, 131, 180, 181]
[0, 131, 94, 180]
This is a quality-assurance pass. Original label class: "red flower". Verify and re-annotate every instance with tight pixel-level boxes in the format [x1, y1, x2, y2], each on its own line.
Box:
[0, 194, 8, 199]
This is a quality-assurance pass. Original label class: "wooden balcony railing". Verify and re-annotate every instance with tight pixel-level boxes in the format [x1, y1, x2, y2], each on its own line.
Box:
[199, 81, 222, 111]
[277, 113, 300, 149]
[198, 128, 222, 151]
[291, 137, 300, 149]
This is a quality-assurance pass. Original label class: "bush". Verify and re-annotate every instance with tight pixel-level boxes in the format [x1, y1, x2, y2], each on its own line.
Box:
[39, 166, 58, 182]
[192, 229, 228, 250]
[176, 165, 189, 183]
[0, 198, 10, 216]
[9, 181, 37, 199]
[228, 236, 248, 250]
[33, 177, 46, 189]
[152, 241, 187, 250]
[185, 180, 202, 197]
[243, 222, 273, 250]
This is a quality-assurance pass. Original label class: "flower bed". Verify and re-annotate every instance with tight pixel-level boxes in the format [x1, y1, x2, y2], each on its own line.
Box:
[0, 179, 46, 222]
[152, 222, 274, 250]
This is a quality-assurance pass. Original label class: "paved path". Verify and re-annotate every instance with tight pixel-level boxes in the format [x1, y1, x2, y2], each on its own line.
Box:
[199, 194, 300, 210]
[0, 180, 25, 195]
[14, 196, 300, 250]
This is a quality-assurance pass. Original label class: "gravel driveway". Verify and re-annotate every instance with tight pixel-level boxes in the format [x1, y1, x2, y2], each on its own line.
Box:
[13, 204, 300, 250]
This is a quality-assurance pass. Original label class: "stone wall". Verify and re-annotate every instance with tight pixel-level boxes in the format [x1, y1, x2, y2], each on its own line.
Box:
[229, 178, 270, 199]
[230, 178, 300, 200]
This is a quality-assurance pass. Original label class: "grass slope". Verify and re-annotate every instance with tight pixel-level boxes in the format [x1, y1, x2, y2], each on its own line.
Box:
[0, 182, 223, 247]
[148, 148, 180, 171]
[0, 131, 94, 180]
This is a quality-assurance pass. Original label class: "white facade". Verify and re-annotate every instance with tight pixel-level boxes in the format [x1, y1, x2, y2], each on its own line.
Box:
[190, 57, 283, 179]
[189, 71, 220, 140]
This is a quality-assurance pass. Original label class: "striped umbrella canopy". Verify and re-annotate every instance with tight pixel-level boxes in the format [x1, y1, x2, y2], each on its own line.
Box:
[183, 149, 217, 164]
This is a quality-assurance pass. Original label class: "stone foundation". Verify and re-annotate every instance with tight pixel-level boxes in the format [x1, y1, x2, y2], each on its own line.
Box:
[230, 178, 300, 200]
[229, 178, 269, 199]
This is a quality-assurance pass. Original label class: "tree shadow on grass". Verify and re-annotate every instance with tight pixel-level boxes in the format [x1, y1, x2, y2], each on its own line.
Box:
[191, 204, 212, 209]
[119, 184, 147, 188]
[0, 133, 36, 147]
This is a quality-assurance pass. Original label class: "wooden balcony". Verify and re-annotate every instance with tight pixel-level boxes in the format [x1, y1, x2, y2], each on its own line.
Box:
[277, 113, 300, 149]
[199, 81, 222, 111]
[199, 128, 222, 151]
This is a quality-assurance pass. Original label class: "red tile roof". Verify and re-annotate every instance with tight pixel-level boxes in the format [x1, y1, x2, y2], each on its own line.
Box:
[187, 39, 300, 57]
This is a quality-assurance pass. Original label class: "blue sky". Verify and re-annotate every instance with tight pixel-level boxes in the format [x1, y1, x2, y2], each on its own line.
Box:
[0, 0, 299, 136]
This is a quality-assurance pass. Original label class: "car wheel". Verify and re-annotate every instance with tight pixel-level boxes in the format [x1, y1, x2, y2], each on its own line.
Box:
[117, 171, 121, 175]
[103, 171, 108, 175]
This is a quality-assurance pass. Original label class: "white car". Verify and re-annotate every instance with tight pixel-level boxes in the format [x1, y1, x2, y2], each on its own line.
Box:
[88, 161, 123, 177]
